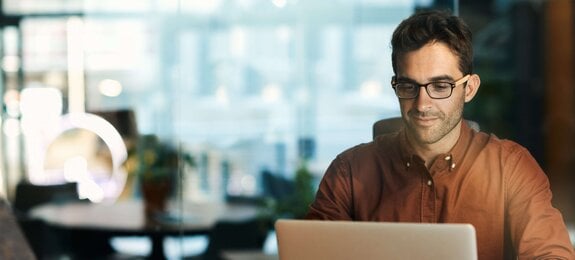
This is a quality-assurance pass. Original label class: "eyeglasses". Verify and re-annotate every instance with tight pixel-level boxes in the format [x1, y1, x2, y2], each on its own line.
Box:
[391, 74, 470, 99]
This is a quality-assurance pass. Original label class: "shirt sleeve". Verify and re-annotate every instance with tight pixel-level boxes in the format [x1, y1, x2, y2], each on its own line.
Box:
[305, 155, 355, 220]
[505, 146, 575, 259]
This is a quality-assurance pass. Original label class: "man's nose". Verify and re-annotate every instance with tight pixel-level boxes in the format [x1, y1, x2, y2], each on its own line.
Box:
[414, 86, 433, 111]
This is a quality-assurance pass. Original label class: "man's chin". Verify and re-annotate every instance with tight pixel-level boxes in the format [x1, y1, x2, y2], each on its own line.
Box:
[408, 127, 441, 145]
[414, 134, 438, 145]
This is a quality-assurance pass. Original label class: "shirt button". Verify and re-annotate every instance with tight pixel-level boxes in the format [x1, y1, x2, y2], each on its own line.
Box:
[427, 180, 432, 186]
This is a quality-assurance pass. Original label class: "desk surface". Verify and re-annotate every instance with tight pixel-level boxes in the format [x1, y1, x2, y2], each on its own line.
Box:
[30, 200, 262, 235]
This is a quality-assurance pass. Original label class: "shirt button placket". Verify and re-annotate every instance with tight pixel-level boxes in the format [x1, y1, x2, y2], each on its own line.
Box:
[421, 175, 435, 222]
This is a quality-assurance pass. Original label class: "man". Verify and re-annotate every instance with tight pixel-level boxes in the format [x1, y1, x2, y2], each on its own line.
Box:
[305, 10, 575, 259]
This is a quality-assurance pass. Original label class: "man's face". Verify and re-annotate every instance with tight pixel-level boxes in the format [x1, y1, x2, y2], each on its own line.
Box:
[395, 42, 469, 145]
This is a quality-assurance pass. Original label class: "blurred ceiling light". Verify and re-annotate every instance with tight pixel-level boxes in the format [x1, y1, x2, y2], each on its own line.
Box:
[216, 85, 229, 105]
[63, 156, 88, 183]
[64, 156, 105, 203]
[3, 26, 19, 56]
[3, 118, 20, 137]
[3, 89, 20, 117]
[78, 179, 105, 203]
[2, 55, 19, 73]
[3, 89, 18, 104]
[276, 25, 292, 42]
[230, 27, 246, 58]
[272, 0, 287, 8]
[98, 79, 123, 97]
[360, 80, 383, 98]
[262, 83, 282, 103]
[20, 87, 63, 123]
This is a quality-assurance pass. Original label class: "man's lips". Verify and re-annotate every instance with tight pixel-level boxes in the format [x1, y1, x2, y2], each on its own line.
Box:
[410, 115, 439, 127]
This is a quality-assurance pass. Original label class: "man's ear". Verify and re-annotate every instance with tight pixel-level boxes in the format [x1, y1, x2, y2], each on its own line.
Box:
[464, 74, 481, 103]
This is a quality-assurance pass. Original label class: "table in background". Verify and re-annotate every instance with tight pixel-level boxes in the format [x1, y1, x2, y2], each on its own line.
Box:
[30, 200, 262, 259]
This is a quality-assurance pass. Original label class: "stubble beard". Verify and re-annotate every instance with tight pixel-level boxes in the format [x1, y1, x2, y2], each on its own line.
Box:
[405, 107, 463, 145]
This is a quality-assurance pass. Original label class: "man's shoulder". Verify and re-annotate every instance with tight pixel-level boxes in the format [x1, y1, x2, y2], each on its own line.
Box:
[482, 132, 524, 148]
[475, 131, 530, 157]
[354, 131, 400, 150]
[337, 141, 377, 159]
[336, 133, 399, 160]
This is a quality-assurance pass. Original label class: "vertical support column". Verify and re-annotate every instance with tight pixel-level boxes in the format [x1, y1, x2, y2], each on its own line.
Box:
[544, 0, 575, 221]
[1, 25, 23, 201]
[66, 17, 85, 114]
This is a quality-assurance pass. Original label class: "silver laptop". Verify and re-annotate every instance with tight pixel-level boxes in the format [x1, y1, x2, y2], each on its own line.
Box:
[275, 219, 477, 260]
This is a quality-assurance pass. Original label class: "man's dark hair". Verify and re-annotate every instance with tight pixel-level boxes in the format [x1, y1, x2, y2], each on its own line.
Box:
[391, 10, 473, 75]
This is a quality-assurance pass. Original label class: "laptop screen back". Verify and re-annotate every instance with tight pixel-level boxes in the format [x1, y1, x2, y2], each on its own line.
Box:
[275, 219, 477, 260]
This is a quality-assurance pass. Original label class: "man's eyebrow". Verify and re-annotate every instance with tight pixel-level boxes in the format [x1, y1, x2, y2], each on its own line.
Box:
[394, 76, 417, 83]
[428, 75, 455, 82]
[395, 75, 455, 83]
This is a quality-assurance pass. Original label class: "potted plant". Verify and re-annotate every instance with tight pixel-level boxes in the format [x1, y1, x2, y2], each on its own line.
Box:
[132, 134, 195, 219]
[267, 161, 316, 220]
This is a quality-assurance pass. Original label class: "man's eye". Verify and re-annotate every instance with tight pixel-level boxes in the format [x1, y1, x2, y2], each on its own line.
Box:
[396, 84, 416, 90]
[430, 83, 452, 91]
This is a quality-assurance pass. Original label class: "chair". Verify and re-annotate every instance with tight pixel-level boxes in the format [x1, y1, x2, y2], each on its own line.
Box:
[13, 182, 133, 259]
[12, 181, 84, 259]
[261, 170, 294, 201]
[372, 117, 404, 139]
[373, 117, 480, 139]
[13, 181, 81, 215]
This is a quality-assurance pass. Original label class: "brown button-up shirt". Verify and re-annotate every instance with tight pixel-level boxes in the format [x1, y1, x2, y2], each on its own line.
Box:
[306, 121, 575, 260]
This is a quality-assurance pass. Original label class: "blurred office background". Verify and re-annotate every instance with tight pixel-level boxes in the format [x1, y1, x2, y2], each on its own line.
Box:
[0, 0, 573, 258]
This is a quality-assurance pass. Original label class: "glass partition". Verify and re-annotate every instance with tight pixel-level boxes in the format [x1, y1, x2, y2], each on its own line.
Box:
[72, 8, 417, 258]
[4, 0, 537, 258]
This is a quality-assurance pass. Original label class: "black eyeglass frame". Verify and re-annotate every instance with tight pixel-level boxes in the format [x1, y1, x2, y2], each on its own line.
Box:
[391, 74, 470, 99]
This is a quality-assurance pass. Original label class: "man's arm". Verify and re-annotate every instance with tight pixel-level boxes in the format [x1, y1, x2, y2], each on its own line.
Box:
[305, 156, 354, 220]
[505, 146, 575, 259]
